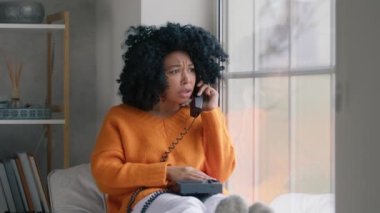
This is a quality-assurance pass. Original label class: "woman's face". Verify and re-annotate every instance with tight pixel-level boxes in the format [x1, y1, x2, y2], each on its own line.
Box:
[163, 51, 196, 105]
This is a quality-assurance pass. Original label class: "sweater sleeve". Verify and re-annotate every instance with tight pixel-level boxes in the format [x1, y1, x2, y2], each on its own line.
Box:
[201, 108, 236, 182]
[91, 109, 169, 196]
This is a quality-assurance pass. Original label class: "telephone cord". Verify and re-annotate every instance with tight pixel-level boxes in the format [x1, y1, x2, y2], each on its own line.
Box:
[160, 117, 196, 162]
[126, 187, 146, 213]
[140, 188, 170, 213]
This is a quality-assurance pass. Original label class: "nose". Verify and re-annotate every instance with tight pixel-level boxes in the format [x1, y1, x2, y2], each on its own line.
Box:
[181, 69, 190, 85]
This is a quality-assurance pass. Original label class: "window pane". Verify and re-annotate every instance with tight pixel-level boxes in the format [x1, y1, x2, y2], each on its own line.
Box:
[222, 0, 335, 211]
[226, 77, 291, 203]
[254, 77, 290, 203]
[256, 0, 290, 70]
[290, 75, 333, 192]
[226, 79, 255, 200]
[291, 0, 333, 68]
[227, 0, 333, 72]
[226, 76, 334, 204]
[227, 0, 254, 72]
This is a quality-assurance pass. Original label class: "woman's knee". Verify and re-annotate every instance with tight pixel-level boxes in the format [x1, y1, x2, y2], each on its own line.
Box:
[183, 196, 205, 208]
[155, 195, 205, 212]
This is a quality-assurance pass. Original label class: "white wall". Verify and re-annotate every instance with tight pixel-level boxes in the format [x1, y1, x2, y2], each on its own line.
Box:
[336, 0, 380, 212]
[141, 0, 215, 32]
[95, 0, 141, 129]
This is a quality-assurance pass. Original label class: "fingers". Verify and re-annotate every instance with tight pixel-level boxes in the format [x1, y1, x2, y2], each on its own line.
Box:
[189, 170, 213, 181]
[182, 166, 211, 180]
[196, 81, 215, 97]
[194, 81, 219, 111]
[167, 166, 215, 182]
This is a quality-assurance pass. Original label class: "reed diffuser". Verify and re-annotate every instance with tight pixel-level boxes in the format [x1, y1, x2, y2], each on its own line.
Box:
[4, 55, 23, 108]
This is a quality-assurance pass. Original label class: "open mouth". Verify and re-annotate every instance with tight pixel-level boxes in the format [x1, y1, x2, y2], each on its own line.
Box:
[179, 89, 192, 98]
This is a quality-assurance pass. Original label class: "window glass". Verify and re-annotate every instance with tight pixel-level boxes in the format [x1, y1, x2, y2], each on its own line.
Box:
[221, 0, 335, 207]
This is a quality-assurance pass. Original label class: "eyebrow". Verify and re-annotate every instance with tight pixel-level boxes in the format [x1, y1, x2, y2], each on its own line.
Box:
[165, 63, 194, 69]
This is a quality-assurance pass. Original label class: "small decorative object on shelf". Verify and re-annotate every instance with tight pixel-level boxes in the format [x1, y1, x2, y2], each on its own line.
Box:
[0, 105, 51, 119]
[0, 100, 9, 109]
[3, 53, 23, 108]
[0, 1, 45, 23]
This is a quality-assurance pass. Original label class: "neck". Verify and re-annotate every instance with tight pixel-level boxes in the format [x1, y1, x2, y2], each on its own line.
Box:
[150, 101, 181, 118]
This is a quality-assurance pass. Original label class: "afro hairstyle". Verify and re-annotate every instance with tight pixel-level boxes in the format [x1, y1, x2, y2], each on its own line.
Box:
[117, 22, 228, 111]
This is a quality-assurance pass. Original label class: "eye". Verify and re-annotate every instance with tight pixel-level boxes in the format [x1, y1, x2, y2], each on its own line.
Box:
[167, 68, 180, 75]
[189, 67, 195, 72]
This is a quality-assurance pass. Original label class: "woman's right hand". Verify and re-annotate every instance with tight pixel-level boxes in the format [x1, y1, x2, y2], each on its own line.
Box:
[166, 166, 215, 184]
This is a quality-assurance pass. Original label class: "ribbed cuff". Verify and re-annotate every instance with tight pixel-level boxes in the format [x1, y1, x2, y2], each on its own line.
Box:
[201, 107, 222, 128]
[144, 162, 169, 186]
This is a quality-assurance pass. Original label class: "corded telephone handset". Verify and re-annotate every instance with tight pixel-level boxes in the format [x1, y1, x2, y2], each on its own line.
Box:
[190, 85, 203, 117]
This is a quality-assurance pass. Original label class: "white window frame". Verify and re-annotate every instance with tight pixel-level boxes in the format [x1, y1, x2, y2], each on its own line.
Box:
[216, 0, 336, 201]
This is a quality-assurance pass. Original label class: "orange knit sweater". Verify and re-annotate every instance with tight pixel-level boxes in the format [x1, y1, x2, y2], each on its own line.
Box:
[91, 104, 236, 213]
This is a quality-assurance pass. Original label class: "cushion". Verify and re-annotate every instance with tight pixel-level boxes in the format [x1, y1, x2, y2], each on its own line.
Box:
[48, 163, 106, 213]
[270, 193, 334, 213]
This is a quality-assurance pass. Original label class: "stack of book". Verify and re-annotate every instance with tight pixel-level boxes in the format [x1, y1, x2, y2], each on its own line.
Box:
[0, 152, 50, 213]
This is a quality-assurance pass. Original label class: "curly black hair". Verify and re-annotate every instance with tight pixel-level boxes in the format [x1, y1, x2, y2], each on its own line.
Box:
[117, 22, 228, 111]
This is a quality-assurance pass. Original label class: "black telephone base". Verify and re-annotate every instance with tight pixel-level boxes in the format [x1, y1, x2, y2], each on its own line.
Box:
[172, 179, 223, 196]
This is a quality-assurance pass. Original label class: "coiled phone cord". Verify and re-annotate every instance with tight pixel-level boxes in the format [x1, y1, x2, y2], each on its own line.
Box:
[140, 188, 170, 213]
[126, 117, 196, 213]
[160, 117, 196, 162]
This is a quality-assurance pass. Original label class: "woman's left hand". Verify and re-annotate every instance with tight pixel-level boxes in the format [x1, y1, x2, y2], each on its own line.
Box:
[195, 81, 219, 111]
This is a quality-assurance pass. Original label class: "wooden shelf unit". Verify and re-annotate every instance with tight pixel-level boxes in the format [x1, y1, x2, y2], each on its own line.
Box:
[0, 11, 70, 171]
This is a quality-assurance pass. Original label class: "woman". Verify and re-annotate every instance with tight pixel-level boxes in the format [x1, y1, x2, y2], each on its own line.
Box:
[91, 23, 260, 213]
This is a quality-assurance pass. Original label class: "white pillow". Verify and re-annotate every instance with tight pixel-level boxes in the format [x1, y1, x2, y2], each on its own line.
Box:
[48, 163, 106, 213]
[270, 193, 334, 213]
